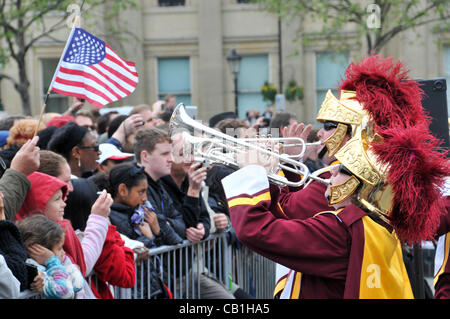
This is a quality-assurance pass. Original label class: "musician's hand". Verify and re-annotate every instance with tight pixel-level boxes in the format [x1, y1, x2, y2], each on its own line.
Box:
[280, 122, 312, 161]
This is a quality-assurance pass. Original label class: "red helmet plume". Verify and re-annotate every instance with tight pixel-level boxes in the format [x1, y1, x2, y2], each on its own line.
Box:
[339, 54, 450, 243]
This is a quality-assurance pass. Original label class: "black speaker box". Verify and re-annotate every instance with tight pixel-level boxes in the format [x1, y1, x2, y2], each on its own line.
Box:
[416, 78, 449, 150]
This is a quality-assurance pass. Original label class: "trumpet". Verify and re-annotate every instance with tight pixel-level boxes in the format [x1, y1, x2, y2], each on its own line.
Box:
[169, 104, 330, 188]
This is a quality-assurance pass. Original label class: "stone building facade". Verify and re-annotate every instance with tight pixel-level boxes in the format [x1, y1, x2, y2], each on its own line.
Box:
[1, 0, 449, 126]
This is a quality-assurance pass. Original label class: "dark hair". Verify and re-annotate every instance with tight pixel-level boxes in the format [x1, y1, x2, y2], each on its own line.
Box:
[307, 128, 320, 143]
[106, 162, 147, 198]
[158, 110, 172, 122]
[0, 116, 26, 131]
[96, 111, 119, 135]
[209, 112, 237, 128]
[64, 178, 99, 231]
[214, 118, 249, 135]
[205, 164, 236, 215]
[17, 215, 64, 250]
[47, 122, 89, 160]
[269, 112, 296, 130]
[37, 126, 58, 149]
[108, 115, 127, 138]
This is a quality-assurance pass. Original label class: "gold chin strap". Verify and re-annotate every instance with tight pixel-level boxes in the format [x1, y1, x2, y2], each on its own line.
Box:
[323, 123, 349, 157]
[328, 175, 360, 206]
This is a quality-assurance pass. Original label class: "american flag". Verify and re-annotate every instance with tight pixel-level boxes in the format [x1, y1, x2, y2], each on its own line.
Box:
[50, 27, 138, 107]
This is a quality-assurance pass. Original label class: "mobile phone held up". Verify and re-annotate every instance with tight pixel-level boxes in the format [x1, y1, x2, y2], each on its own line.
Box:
[26, 262, 39, 285]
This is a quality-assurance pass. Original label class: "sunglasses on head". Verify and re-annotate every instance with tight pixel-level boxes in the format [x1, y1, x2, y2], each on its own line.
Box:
[79, 144, 100, 152]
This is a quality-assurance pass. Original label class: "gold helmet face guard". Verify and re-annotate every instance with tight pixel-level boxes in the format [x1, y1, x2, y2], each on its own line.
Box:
[323, 123, 349, 157]
[328, 175, 361, 206]
[334, 130, 395, 224]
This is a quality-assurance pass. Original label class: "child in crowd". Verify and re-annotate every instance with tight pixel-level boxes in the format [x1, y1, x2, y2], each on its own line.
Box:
[17, 215, 84, 299]
[16, 171, 112, 299]
[37, 150, 136, 299]
[96, 162, 171, 298]
[102, 162, 161, 248]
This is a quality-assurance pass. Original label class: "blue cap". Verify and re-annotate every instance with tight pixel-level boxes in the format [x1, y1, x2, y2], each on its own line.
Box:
[0, 130, 9, 147]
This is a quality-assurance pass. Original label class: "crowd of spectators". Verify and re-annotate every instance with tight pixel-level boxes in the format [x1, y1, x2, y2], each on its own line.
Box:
[0, 96, 317, 299]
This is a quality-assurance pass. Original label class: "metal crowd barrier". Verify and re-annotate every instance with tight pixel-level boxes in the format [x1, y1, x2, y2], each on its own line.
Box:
[17, 231, 276, 299]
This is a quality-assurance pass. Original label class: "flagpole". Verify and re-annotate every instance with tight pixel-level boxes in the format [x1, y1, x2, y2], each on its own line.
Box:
[34, 18, 79, 137]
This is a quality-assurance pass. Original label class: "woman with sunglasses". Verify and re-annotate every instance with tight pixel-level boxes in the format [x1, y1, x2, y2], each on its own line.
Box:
[47, 121, 100, 178]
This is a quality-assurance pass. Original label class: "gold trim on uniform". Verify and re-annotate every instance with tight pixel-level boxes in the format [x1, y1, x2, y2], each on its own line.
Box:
[228, 191, 271, 208]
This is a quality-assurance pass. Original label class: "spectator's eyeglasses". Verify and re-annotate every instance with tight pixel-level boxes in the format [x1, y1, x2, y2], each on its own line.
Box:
[323, 121, 339, 131]
[338, 164, 353, 176]
[79, 144, 100, 152]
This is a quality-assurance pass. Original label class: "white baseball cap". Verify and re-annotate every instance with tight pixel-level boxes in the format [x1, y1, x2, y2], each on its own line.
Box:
[97, 143, 134, 164]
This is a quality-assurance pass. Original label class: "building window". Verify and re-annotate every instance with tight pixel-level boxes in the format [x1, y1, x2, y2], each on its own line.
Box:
[158, 0, 185, 6]
[237, 54, 269, 119]
[237, 0, 251, 3]
[445, 45, 450, 115]
[158, 57, 191, 106]
[315, 51, 349, 111]
[41, 58, 69, 114]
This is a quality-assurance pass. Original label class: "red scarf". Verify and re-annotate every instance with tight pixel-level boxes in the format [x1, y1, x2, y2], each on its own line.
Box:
[58, 219, 87, 277]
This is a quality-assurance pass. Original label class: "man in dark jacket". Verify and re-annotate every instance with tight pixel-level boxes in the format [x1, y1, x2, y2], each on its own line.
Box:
[133, 128, 185, 246]
[134, 128, 235, 299]
[160, 150, 211, 242]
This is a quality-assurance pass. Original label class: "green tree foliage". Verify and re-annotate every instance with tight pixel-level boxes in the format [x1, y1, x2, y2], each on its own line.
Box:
[0, 0, 136, 115]
[253, 0, 450, 54]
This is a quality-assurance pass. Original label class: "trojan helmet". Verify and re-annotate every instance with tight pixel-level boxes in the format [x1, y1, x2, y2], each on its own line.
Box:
[327, 55, 450, 243]
[316, 90, 369, 156]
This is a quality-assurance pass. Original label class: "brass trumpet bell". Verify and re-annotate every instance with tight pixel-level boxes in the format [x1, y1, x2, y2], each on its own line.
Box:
[169, 104, 330, 187]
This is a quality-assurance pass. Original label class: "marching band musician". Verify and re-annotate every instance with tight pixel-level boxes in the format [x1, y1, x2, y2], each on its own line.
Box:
[271, 54, 435, 298]
[221, 55, 450, 299]
[270, 91, 357, 298]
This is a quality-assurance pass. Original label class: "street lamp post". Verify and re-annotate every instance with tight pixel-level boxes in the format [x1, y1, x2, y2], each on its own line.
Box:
[226, 49, 242, 116]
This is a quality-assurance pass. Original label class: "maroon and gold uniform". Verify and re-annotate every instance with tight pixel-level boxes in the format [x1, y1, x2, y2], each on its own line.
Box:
[223, 165, 413, 298]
